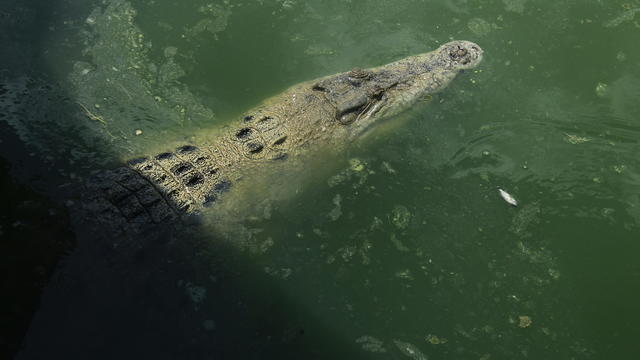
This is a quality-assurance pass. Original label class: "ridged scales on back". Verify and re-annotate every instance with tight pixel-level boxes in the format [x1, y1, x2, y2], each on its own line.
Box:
[80, 41, 484, 227]
[83, 145, 218, 224]
[82, 111, 298, 225]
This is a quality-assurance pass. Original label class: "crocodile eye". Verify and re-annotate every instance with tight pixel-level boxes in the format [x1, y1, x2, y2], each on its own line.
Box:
[335, 94, 368, 123]
[338, 112, 357, 125]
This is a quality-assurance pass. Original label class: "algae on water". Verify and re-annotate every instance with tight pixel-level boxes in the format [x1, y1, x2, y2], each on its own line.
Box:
[390, 205, 411, 229]
[70, 0, 216, 157]
[502, 0, 528, 14]
[603, 8, 640, 28]
[467, 18, 492, 36]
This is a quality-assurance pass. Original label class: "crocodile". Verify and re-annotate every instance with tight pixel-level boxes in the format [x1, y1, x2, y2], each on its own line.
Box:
[20, 41, 483, 358]
[81, 40, 483, 227]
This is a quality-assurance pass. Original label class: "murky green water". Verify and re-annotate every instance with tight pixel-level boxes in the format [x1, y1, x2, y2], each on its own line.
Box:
[2, 0, 640, 358]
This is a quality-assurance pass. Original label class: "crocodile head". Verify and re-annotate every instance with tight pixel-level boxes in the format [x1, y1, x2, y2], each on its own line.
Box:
[312, 40, 483, 138]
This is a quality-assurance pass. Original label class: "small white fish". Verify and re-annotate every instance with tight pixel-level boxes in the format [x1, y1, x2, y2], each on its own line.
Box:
[498, 188, 518, 206]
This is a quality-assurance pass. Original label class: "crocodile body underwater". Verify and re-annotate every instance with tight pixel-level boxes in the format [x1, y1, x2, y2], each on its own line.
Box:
[82, 40, 483, 227]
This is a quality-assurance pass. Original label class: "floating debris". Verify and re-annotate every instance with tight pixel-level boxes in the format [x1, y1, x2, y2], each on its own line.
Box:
[381, 161, 397, 174]
[259, 237, 274, 253]
[163, 46, 178, 58]
[390, 233, 410, 252]
[426, 334, 448, 345]
[264, 267, 292, 279]
[395, 269, 414, 280]
[304, 44, 336, 56]
[595, 82, 609, 97]
[498, 188, 518, 207]
[393, 340, 428, 360]
[356, 335, 387, 353]
[328, 159, 370, 188]
[390, 205, 411, 229]
[564, 133, 591, 144]
[603, 7, 640, 27]
[548, 268, 561, 280]
[349, 158, 366, 172]
[328, 194, 342, 221]
[134, 129, 142, 136]
[518, 315, 532, 328]
[613, 165, 626, 174]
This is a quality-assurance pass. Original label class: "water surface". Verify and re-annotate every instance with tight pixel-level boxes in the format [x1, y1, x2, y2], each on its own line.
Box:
[2, 0, 640, 358]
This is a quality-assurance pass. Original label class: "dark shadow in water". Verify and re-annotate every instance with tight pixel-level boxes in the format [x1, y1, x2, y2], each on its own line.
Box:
[0, 0, 88, 357]
[1, 1, 377, 359]
[0, 156, 75, 360]
[17, 219, 378, 360]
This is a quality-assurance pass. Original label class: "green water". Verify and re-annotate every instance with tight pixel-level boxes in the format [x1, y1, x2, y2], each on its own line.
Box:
[2, 0, 640, 358]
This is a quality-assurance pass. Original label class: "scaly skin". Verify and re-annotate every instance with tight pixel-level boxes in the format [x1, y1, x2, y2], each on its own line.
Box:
[81, 41, 483, 225]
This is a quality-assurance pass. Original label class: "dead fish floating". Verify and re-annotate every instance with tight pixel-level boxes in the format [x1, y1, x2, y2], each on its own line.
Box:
[498, 188, 518, 207]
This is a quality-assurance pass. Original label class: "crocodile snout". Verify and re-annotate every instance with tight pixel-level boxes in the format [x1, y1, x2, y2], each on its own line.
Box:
[441, 40, 483, 70]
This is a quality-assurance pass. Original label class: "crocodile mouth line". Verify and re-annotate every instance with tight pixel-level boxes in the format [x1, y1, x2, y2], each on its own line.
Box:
[355, 96, 387, 125]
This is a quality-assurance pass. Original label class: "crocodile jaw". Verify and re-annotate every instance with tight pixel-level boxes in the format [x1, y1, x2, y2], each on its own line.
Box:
[348, 40, 483, 137]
